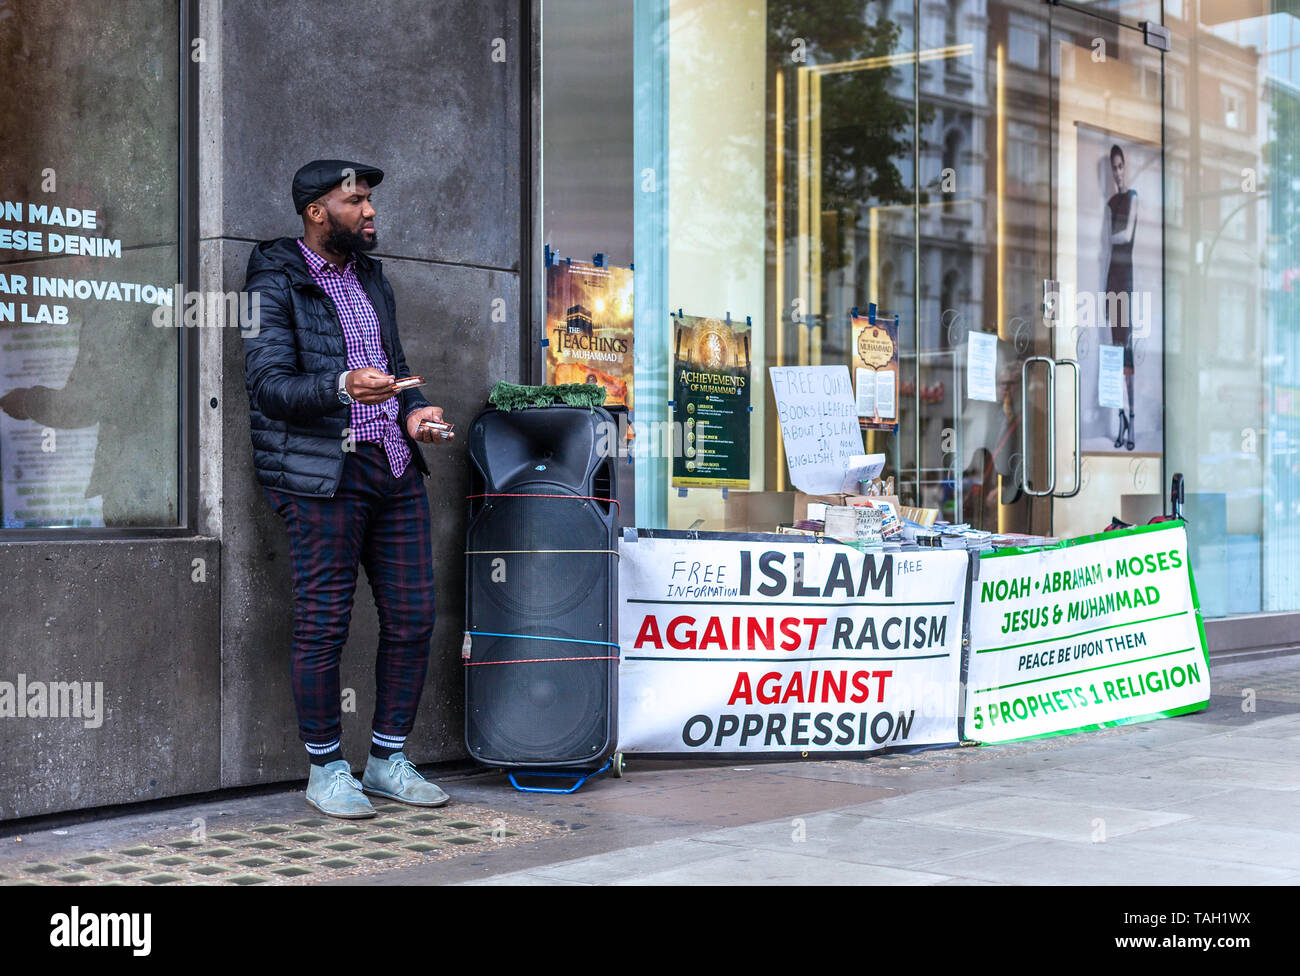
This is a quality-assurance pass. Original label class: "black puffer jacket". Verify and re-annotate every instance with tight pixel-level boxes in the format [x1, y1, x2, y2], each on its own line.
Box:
[241, 237, 431, 496]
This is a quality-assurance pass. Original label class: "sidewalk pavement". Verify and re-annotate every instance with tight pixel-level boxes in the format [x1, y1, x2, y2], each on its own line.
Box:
[3, 652, 1298, 886]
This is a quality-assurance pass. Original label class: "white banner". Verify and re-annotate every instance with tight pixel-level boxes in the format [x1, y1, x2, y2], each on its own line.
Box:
[965, 522, 1210, 743]
[618, 535, 969, 754]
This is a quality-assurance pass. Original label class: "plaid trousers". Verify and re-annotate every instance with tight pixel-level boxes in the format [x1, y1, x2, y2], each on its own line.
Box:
[265, 441, 435, 746]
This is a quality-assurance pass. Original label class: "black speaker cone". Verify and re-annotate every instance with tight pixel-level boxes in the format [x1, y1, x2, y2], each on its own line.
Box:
[466, 630, 612, 764]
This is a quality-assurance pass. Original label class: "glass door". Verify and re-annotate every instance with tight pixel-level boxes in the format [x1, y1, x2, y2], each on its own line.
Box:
[908, 1, 1058, 538]
[1047, 5, 1167, 540]
[903, 2, 1166, 542]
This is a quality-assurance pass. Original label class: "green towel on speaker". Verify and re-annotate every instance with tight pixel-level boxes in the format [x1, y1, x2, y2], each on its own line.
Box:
[488, 380, 607, 412]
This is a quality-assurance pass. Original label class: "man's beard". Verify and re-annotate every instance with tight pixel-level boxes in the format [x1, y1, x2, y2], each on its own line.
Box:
[323, 213, 377, 255]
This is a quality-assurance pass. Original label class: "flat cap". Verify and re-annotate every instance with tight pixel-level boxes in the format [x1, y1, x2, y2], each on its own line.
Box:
[292, 159, 384, 214]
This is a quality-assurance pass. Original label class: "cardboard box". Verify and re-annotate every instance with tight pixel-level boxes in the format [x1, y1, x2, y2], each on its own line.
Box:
[824, 505, 884, 542]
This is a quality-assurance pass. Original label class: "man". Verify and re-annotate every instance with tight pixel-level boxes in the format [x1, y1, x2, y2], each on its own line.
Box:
[242, 159, 453, 818]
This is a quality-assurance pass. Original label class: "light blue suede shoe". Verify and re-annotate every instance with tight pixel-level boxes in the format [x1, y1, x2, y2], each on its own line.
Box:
[361, 752, 450, 807]
[305, 760, 376, 819]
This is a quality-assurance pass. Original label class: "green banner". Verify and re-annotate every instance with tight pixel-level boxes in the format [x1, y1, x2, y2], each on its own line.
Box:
[965, 521, 1210, 743]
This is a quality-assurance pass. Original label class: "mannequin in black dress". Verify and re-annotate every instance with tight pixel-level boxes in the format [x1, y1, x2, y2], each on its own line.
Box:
[1103, 144, 1138, 450]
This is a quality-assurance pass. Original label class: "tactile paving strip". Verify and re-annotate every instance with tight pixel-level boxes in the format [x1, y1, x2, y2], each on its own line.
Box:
[0, 803, 558, 886]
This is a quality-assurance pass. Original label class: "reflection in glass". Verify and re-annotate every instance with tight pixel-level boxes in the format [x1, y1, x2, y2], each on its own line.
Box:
[0, 0, 180, 528]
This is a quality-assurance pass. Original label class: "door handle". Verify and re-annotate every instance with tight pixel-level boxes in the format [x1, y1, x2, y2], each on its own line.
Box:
[1021, 356, 1055, 497]
[1054, 358, 1081, 498]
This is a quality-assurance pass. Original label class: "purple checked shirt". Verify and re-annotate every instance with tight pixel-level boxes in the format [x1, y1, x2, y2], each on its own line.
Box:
[298, 238, 411, 478]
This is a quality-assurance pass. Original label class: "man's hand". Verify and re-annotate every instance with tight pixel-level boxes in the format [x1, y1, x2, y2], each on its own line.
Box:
[0, 389, 30, 421]
[346, 367, 398, 404]
[407, 405, 453, 444]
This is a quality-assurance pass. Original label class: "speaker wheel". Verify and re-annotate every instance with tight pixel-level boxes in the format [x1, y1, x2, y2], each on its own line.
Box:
[611, 752, 626, 778]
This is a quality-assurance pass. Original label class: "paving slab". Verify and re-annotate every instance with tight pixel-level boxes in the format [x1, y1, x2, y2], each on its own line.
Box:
[834, 786, 1008, 820]
[919, 838, 1294, 885]
[1166, 786, 1300, 833]
[958, 768, 1235, 809]
[691, 810, 1022, 869]
[1156, 729, 1300, 761]
[1200, 713, 1300, 738]
[468, 873, 589, 886]
[484, 837, 740, 885]
[1070, 753, 1300, 790]
[907, 794, 1191, 843]
[1060, 748, 1300, 784]
[1110, 819, 1300, 872]
[603, 847, 954, 886]
[552, 771, 894, 827]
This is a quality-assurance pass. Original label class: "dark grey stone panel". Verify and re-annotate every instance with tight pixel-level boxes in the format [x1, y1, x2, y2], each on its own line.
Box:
[219, 243, 521, 787]
[216, 237, 288, 789]
[0, 538, 221, 821]
[218, 0, 520, 271]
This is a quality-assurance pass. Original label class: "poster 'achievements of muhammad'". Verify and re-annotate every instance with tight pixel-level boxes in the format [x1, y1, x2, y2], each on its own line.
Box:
[851, 306, 899, 433]
[671, 313, 751, 490]
[544, 258, 633, 408]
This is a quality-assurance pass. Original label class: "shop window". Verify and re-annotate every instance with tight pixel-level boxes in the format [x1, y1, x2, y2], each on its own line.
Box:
[537, 0, 1300, 621]
[0, 0, 184, 531]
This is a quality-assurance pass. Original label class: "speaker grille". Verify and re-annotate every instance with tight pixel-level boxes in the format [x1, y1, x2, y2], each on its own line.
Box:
[465, 631, 614, 764]
[468, 491, 611, 620]
[465, 490, 617, 768]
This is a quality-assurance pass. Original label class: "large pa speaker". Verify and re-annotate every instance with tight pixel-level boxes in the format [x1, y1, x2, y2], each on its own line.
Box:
[464, 405, 619, 768]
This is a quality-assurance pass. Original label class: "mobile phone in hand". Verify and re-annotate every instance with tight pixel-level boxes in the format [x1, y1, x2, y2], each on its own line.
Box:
[418, 419, 454, 441]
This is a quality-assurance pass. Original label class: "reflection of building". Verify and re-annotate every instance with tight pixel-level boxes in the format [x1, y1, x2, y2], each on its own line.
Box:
[565, 302, 593, 336]
[753, 0, 1300, 625]
[787, 2, 1276, 522]
[793, 0, 1294, 615]
[537, 0, 1300, 667]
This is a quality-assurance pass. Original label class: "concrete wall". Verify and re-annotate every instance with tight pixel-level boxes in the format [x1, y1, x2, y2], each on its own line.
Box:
[1, 0, 526, 819]
[209, 0, 524, 789]
[0, 540, 222, 820]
